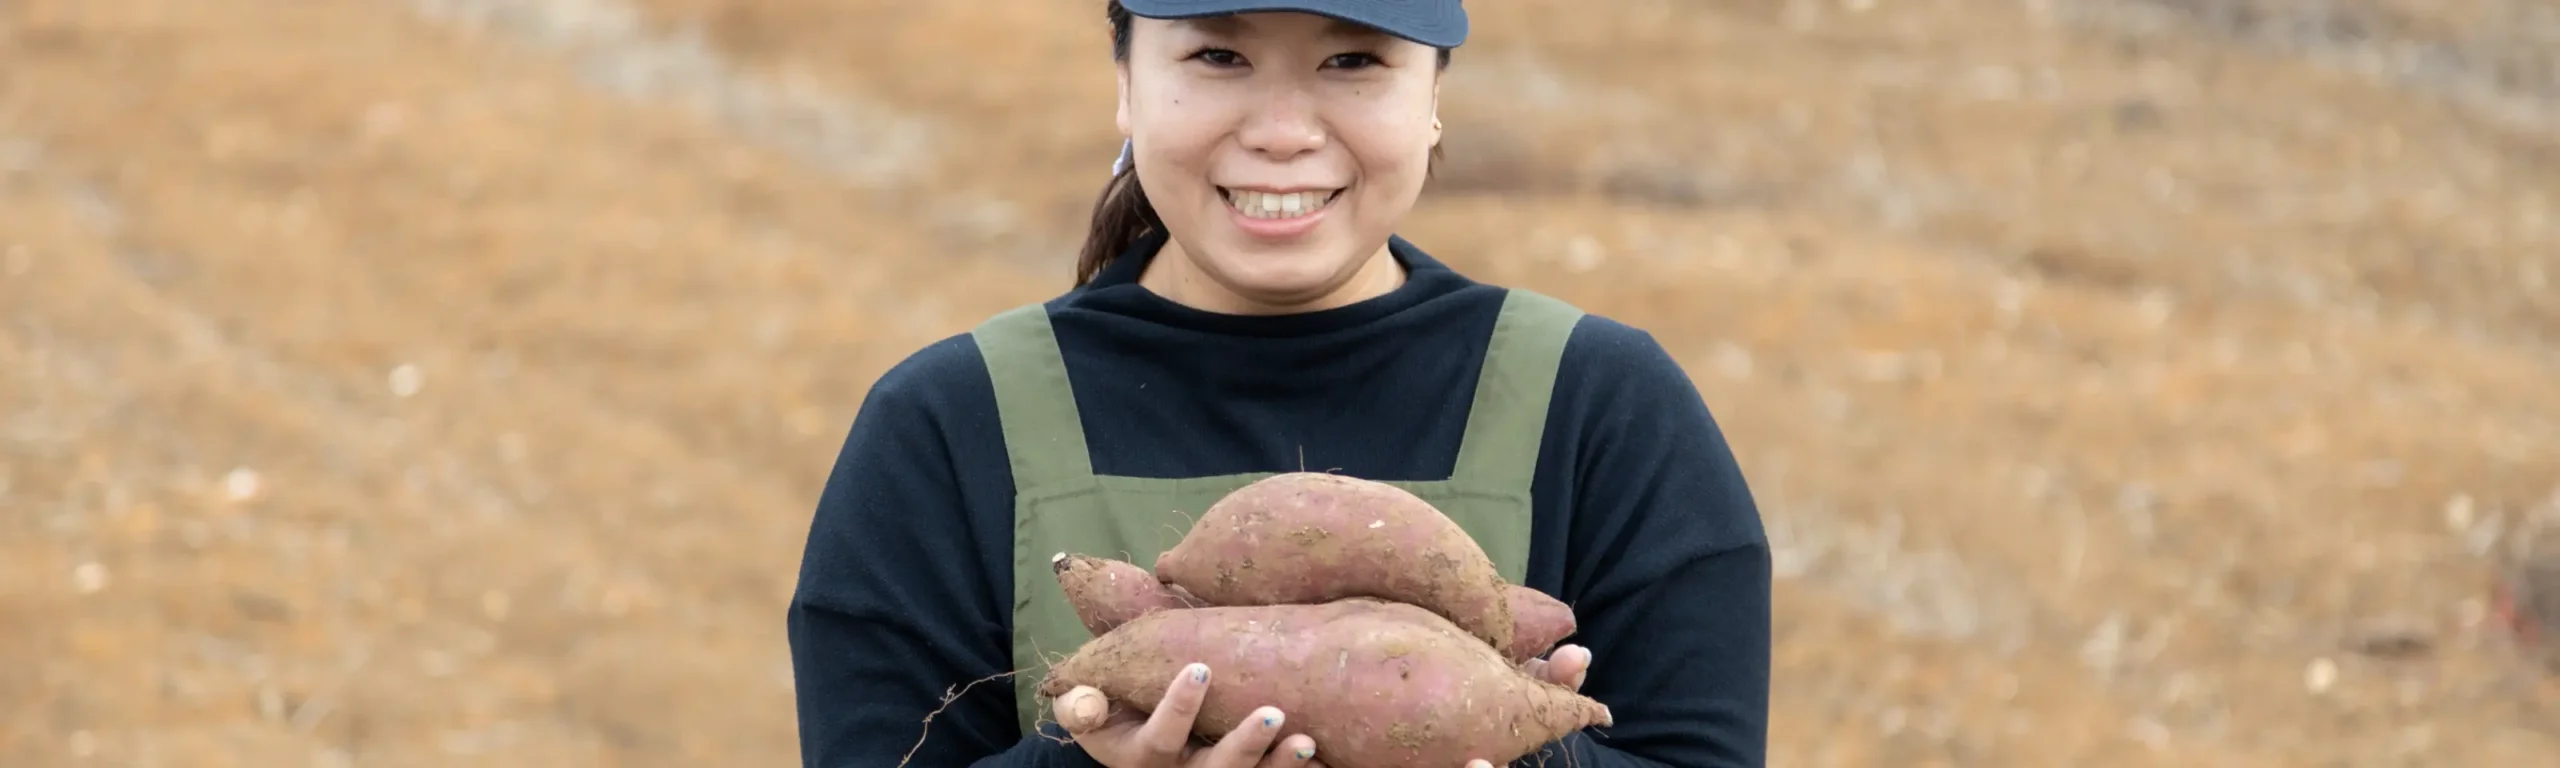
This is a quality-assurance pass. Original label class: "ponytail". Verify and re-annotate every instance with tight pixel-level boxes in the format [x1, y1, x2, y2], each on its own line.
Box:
[1077, 1, 1155, 287]
[1075, 161, 1162, 286]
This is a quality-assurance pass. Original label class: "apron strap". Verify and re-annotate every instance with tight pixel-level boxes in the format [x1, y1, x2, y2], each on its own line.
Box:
[971, 303, 1095, 491]
[1451, 289, 1585, 485]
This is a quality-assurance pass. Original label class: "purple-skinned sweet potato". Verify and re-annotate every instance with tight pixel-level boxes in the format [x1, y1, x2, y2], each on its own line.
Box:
[1153, 472, 1515, 651]
[1051, 552, 1206, 637]
[1502, 585, 1577, 664]
[1036, 598, 1611, 766]
[1058, 552, 1576, 665]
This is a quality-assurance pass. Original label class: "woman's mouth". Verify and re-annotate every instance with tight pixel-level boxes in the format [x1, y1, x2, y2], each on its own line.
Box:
[1221, 187, 1344, 220]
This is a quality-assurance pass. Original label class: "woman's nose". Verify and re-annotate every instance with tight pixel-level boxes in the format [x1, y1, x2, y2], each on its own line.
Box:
[1235, 88, 1326, 161]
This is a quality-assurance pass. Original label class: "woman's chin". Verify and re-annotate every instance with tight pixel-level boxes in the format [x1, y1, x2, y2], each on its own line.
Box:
[1156, 218, 1391, 312]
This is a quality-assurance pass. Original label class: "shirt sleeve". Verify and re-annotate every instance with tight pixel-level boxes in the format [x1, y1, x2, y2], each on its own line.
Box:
[785, 338, 1107, 768]
[1530, 319, 1774, 767]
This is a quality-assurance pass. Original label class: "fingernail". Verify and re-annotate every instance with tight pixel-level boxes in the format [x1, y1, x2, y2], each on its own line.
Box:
[1070, 691, 1105, 723]
[1600, 704, 1614, 727]
[1295, 745, 1315, 760]
[1262, 709, 1284, 729]
[1188, 663, 1209, 684]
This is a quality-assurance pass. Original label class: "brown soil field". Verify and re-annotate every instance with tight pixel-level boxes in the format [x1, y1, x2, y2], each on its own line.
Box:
[5, 0, 2557, 765]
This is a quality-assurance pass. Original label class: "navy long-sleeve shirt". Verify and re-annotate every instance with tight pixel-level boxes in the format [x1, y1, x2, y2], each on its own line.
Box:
[787, 233, 1771, 767]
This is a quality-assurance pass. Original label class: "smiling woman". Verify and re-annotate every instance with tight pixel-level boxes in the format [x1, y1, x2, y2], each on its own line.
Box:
[786, 2, 1773, 767]
[1082, 2, 1453, 315]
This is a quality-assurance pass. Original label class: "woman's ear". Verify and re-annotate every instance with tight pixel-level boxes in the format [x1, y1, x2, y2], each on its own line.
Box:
[1429, 82, 1444, 147]
[1116, 63, 1133, 138]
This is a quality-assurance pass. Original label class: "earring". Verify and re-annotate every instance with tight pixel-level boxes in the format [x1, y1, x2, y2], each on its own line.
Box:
[1431, 117, 1443, 132]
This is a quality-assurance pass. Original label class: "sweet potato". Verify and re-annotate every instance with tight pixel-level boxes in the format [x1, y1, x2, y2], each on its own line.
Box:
[1502, 585, 1577, 664]
[1057, 552, 1574, 664]
[1038, 598, 1610, 766]
[1051, 552, 1205, 637]
[1154, 472, 1515, 651]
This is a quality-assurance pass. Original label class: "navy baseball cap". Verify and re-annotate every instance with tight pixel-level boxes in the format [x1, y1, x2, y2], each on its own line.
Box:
[1119, 0, 1468, 49]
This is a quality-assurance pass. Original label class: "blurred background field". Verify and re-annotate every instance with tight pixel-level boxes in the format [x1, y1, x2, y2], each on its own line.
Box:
[4, 0, 2558, 765]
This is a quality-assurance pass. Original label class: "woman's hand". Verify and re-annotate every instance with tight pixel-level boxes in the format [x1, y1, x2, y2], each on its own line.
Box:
[1519, 643, 1593, 692]
[1057, 646, 1594, 768]
[1054, 663, 1324, 768]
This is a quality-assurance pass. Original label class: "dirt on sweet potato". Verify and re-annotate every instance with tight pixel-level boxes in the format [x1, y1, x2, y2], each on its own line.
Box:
[1055, 552, 1574, 666]
[1038, 598, 1610, 766]
[1502, 585, 1576, 665]
[1052, 552, 1207, 637]
[1153, 473, 1516, 652]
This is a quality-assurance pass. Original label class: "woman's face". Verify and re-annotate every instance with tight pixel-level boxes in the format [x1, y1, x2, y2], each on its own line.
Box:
[1117, 12, 1442, 313]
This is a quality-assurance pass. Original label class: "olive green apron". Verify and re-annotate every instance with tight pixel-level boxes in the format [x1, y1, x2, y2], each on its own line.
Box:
[971, 288, 1586, 736]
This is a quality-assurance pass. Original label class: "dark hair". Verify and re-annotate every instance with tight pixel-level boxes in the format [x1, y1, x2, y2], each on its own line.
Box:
[1076, 1, 1454, 286]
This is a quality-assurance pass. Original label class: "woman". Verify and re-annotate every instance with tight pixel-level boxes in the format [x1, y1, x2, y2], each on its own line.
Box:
[786, 1, 1771, 766]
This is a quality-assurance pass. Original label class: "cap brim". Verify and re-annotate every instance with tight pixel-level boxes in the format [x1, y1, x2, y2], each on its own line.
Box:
[1118, 0, 1467, 48]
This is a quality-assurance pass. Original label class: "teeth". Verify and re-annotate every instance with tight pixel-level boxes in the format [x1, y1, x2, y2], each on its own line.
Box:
[1226, 189, 1334, 219]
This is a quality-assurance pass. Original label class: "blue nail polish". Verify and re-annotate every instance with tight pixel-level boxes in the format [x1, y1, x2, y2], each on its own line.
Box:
[1295, 746, 1315, 760]
[1190, 664, 1208, 684]
[1263, 712, 1282, 728]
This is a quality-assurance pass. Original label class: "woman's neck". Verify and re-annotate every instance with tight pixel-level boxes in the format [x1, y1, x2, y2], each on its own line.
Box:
[1137, 239, 1407, 316]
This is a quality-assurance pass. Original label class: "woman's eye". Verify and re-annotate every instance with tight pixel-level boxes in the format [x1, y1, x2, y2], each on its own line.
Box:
[1325, 53, 1383, 70]
[1190, 48, 1246, 67]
